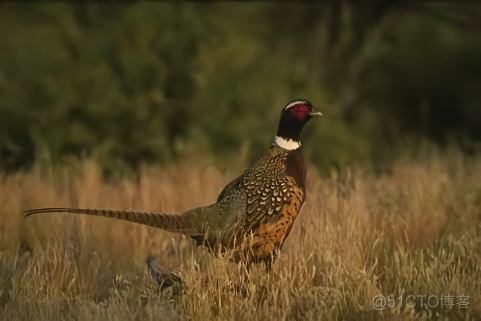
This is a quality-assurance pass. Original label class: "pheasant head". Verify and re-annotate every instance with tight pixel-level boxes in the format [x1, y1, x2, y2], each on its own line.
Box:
[274, 99, 322, 150]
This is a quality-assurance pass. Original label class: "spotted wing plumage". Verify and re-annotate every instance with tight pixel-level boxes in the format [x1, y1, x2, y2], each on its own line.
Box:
[241, 147, 292, 221]
[215, 146, 306, 263]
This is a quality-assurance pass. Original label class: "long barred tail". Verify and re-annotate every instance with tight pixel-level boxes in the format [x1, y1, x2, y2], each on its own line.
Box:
[24, 207, 202, 235]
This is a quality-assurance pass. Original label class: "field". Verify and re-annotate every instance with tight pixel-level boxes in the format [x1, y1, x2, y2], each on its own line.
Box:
[0, 153, 480, 320]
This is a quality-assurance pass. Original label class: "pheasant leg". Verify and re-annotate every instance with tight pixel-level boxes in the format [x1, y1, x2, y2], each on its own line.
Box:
[146, 255, 184, 297]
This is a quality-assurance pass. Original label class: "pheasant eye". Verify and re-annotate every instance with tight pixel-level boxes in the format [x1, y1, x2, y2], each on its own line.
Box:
[289, 104, 309, 120]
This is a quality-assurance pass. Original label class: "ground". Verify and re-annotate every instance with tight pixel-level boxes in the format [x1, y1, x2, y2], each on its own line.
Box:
[0, 154, 480, 320]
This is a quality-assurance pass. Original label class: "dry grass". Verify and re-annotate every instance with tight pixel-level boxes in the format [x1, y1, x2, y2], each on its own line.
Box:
[0, 153, 480, 320]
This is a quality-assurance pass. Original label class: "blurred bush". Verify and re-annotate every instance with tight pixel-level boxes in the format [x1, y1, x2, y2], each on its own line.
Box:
[0, 2, 480, 174]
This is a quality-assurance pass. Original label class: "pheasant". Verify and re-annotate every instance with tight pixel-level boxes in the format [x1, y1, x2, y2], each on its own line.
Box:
[25, 99, 321, 266]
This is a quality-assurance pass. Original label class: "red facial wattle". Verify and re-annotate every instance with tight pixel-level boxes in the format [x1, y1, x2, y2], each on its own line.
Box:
[289, 104, 310, 120]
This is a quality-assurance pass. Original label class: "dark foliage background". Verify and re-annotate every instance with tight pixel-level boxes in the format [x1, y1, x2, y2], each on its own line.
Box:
[1, 2, 481, 173]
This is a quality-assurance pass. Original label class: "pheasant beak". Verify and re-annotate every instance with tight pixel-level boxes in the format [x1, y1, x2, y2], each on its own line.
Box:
[310, 109, 323, 116]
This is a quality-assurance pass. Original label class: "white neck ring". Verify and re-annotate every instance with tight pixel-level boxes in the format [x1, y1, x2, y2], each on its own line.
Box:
[273, 136, 301, 150]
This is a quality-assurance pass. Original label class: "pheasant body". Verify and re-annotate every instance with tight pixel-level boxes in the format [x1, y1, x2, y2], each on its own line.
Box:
[216, 145, 306, 263]
[24, 99, 321, 265]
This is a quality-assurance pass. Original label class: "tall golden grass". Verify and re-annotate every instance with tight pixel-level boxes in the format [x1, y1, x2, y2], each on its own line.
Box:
[0, 153, 480, 320]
